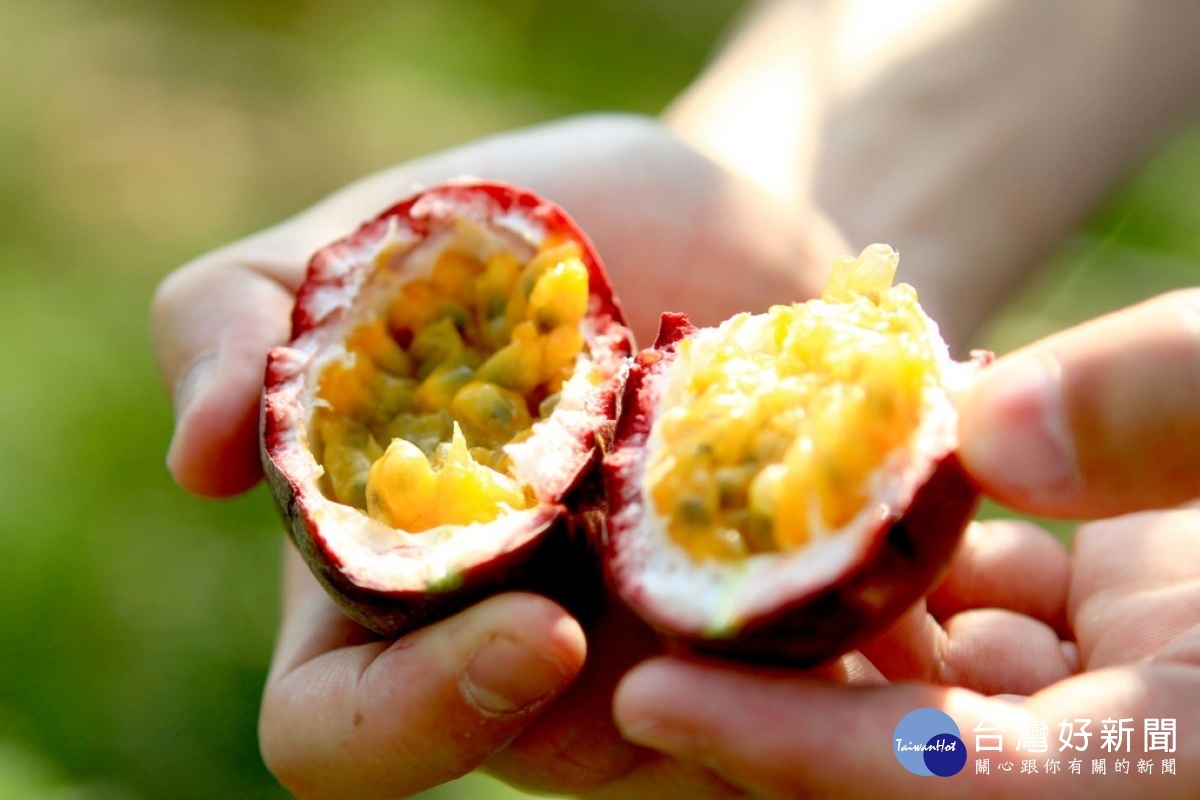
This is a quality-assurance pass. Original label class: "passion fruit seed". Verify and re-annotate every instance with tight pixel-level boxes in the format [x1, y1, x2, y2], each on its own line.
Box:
[313, 244, 591, 532]
[646, 244, 939, 560]
[450, 380, 535, 450]
[365, 423, 527, 531]
[315, 417, 383, 507]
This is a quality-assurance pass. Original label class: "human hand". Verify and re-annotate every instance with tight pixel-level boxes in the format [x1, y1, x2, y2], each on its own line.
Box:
[957, 289, 1200, 518]
[615, 507, 1200, 798]
[151, 113, 843, 798]
[613, 294, 1200, 798]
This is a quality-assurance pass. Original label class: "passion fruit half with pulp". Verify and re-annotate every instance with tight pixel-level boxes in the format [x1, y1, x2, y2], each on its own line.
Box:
[262, 181, 634, 637]
[604, 245, 987, 665]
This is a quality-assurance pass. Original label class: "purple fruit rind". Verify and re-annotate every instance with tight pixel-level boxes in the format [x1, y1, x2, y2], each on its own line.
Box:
[603, 311, 983, 667]
[261, 181, 633, 638]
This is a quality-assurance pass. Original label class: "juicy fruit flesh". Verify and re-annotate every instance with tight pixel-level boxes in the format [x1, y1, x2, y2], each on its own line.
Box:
[312, 241, 590, 531]
[646, 244, 940, 560]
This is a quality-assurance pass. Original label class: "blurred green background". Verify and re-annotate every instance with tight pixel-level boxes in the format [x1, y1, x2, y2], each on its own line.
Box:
[1, 1, 1197, 798]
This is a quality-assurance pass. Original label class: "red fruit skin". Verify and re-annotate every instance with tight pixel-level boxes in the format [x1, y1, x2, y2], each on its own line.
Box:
[604, 313, 983, 667]
[262, 181, 632, 638]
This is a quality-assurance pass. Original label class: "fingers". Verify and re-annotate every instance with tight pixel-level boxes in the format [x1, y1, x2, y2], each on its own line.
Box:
[615, 658, 993, 800]
[857, 600, 1074, 696]
[612, 510, 1200, 798]
[483, 598, 661, 795]
[260, 549, 587, 800]
[958, 288, 1200, 518]
[150, 235, 304, 497]
[615, 656, 1200, 799]
[914, 520, 1076, 692]
[488, 599, 802, 800]
[938, 609, 1076, 696]
[1069, 506, 1200, 670]
[857, 519, 1072, 686]
[928, 520, 1071, 635]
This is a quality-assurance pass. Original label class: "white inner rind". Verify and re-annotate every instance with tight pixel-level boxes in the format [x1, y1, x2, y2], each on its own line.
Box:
[615, 306, 978, 637]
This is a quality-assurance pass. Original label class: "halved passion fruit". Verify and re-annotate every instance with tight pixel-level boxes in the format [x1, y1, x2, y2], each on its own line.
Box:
[604, 244, 988, 666]
[262, 181, 634, 637]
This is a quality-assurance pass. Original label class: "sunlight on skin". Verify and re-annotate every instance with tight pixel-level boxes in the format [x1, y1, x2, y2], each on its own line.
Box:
[146, 0, 1200, 796]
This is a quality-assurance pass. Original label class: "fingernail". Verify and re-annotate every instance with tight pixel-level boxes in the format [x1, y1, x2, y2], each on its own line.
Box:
[462, 634, 571, 716]
[961, 351, 1081, 501]
[166, 355, 217, 477]
[615, 661, 710, 760]
[621, 714, 719, 770]
[620, 715, 691, 751]
[173, 353, 218, 421]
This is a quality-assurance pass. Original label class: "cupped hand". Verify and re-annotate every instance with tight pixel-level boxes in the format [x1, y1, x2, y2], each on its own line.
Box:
[150, 112, 844, 798]
[615, 507, 1200, 799]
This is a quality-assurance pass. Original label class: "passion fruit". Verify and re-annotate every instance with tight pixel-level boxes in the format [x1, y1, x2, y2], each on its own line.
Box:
[262, 181, 634, 637]
[603, 244, 988, 666]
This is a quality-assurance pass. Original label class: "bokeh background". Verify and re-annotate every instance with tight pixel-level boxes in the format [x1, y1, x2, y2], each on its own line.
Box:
[1, 1, 1198, 798]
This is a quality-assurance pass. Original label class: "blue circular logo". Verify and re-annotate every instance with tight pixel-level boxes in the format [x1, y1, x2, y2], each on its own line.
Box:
[893, 708, 966, 777]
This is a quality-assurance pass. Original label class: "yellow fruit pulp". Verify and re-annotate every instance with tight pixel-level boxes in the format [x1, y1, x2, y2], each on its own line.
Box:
[646, 244, 939, 560]
[312, 241, 590, 531]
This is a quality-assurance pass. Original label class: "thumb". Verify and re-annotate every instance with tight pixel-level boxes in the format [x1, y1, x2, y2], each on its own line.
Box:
[958, 288, 1200, 518]
[150, 228, 310, 497]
